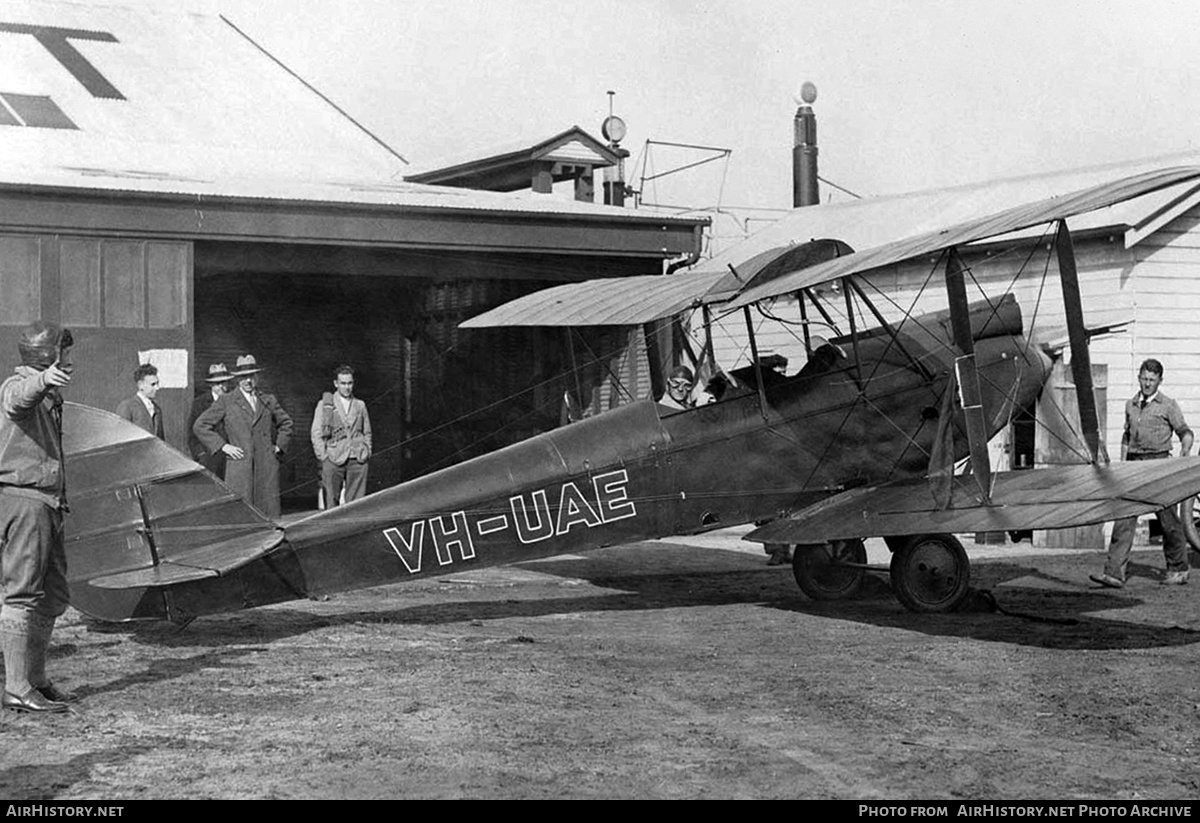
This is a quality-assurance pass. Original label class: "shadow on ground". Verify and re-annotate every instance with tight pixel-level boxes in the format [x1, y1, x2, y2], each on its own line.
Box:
[83, 542, 1200, 655]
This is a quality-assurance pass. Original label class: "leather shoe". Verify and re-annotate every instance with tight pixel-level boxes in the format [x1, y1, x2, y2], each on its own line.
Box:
[35, 682, 71, 703]
[3, 688, 69, 714]
[1089, 572, 1125, 589]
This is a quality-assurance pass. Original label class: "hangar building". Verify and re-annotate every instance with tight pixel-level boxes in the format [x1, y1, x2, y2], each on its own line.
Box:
[0, 1, 706, 504]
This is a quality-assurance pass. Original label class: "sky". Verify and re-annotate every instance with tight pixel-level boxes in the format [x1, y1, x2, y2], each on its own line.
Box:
[197, 0, 1200, 246]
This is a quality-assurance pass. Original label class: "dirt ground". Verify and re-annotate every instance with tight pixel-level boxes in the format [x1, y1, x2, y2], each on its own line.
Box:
[1, 532, 1199, 800]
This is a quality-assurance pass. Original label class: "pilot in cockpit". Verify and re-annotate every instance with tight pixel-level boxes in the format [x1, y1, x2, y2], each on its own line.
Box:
[658, 365, 715, 412]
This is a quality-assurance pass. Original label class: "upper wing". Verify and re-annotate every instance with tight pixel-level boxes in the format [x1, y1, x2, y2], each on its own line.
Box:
[746, 457, 1200, 545]
[64, 402, 283, 621]
[461, 239, 856, 328]
[459, 268, 730, 328]
[463, 166, 1200, 330]
[727, 166, 1200, 309]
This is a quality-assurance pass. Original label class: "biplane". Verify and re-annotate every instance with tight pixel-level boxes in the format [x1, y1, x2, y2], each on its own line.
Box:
[63, 166, 1200, 623]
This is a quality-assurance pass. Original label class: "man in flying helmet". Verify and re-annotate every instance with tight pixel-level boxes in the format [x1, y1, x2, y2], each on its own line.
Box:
[0, 321, 76, 713]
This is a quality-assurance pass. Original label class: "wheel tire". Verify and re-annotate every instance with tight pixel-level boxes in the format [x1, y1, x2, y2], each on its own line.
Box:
[1180, 496, 1200, 553]
[889, 533, 970, 613]
[793, 539, 867, 601]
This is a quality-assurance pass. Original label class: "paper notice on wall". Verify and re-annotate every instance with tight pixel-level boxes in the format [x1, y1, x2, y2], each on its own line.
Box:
[138, 349, 189, 388]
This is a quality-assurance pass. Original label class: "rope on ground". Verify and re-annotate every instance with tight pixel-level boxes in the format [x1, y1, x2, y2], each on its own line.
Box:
[955, 587, 1080, 625]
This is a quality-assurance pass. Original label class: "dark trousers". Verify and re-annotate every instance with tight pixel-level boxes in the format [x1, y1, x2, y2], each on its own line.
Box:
[1105, 452, 1189, 579]
[320, 459, 368, 508]
[0, 494, 69, 618]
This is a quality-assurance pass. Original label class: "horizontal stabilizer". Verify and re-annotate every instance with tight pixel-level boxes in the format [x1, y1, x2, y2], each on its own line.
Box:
[88, 528, 285, 589]
[746, 457, 1200, 545]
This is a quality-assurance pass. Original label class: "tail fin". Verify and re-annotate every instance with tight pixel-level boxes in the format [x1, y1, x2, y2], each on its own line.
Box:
[63, 402, 282, 622]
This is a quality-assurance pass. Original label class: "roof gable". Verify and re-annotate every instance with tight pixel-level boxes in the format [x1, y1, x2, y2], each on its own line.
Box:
[405, 126, 621, 191]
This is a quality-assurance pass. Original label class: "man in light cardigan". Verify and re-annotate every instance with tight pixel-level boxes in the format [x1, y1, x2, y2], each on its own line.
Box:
[311, 364, 372, 508]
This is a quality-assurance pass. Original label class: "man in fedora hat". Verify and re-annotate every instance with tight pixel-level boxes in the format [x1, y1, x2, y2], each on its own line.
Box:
[188, 363, 233, 477]
[193, 354, 294, 517]
[114, 363, 164, 439]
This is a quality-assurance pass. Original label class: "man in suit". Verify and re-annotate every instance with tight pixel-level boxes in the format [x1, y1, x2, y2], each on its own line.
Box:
[187, 363, 233, 478]
[310, 364, 372, 507]
[114, 363, 164, 439]
[193, 354, 294, 518]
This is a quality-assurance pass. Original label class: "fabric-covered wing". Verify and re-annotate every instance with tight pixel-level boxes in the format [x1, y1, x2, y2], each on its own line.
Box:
[460, 269, 729, 328]
[745, 457, 1200, 545]
[727, 166, 1200, 309]
[64, 402, 283, 620]
[461, 238, 856, 328]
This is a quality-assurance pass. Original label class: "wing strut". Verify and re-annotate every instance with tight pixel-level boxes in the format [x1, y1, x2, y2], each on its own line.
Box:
[1055, 219, 1105, 464]
[945, 247, 993, 503]
[742, 306, 770, 421]
[802, 287, 841, 337]
[795, 292, 814, 358]
[841, 278, 864, 388]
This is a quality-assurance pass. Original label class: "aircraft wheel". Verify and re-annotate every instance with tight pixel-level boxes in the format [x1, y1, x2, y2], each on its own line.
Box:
[1180, 496, 1200, 554]
[889, 533, 970, 613]
[793, 539, 867, 601]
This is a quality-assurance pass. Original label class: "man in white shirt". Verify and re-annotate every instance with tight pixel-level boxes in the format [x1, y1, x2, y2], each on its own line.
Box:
[114, 363, 164, 439]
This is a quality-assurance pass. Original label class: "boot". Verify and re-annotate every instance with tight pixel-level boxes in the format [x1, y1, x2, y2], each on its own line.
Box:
[0, 607, 66, 713]
[0, 606, 33, 697]
[28, 613, 69, 702]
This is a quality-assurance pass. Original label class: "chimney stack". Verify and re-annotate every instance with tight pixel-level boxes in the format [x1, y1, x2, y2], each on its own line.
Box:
[793, 81, 819, 207]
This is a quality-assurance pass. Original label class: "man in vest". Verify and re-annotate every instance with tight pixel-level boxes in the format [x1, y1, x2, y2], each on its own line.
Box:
[114, 362, 164, 439]
[310, 364, 372, 507]
[0, 321, 75, 713]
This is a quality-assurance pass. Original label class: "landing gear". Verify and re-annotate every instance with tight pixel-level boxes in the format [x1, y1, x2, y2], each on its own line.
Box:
[1181, 496, 1200, 552]
[888, 533, 970, 613]
[793, 539, 867, 601]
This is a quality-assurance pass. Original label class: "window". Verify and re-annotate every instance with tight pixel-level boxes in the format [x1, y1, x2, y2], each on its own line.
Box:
[147, 243, 187, 328]
[60, 238, 100, 326]
[102, 241, 144, 328]
[0, 235, 40, 324]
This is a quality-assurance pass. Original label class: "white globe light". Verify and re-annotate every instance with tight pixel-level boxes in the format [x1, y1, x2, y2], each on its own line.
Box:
[795, 81, 818, 105]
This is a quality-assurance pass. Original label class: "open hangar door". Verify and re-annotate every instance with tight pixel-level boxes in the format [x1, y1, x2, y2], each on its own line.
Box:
[192, 242, 649, 512]
[193, 262, 418, 511]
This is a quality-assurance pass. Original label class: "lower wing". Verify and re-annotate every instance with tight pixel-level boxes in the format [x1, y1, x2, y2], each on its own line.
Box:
[747, 457, 1200, 544]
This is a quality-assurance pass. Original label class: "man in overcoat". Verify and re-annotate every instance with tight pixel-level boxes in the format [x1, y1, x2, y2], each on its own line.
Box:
[193, 354, 293, 517]
[114, 362, 164, 439]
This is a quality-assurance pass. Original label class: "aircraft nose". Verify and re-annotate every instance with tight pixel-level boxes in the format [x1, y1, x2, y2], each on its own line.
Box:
[1018, 337, 1055, 407]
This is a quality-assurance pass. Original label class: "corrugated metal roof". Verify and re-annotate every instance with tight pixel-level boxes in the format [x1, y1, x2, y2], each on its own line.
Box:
[0, 2, 700, 224]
